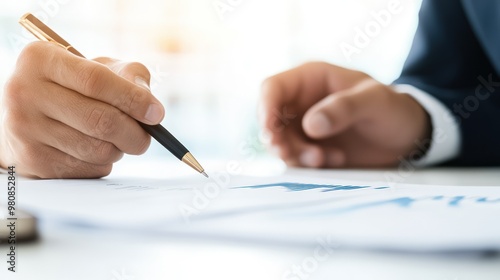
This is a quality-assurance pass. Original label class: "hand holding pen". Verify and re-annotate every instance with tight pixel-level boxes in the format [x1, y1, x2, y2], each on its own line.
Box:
[0, 13, 206, 178]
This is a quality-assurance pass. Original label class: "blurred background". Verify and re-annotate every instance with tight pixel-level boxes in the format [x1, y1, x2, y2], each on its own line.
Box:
[0, 0, 422, 166]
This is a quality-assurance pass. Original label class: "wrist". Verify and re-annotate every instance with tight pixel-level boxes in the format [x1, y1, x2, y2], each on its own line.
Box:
[397, 93, 433, 160]
[391, 84, 461, 166]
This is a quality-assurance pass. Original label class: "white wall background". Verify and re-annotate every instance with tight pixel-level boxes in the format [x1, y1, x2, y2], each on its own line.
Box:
[0, 0, 422, 160]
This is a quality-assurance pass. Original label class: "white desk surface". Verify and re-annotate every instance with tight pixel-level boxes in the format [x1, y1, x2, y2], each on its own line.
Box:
[1, 158, 500, 280]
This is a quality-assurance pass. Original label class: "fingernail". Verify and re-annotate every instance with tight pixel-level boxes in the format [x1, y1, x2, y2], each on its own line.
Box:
[300, 149, 319, 167]
[135, 76, 151, 91]
[308, 113, 331, 135]
[145, 103, 164, 124]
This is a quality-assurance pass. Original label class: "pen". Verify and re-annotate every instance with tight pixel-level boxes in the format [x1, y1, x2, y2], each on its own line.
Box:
[19, 13, 208, 178]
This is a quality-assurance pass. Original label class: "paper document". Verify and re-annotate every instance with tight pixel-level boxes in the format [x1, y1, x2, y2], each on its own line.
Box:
[17, 174, 500, 252]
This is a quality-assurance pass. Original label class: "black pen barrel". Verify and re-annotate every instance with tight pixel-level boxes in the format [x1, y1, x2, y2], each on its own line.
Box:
[139, 123, 188, 160]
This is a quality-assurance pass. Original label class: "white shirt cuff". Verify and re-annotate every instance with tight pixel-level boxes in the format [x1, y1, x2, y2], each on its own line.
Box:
[391, 84, 461, 166]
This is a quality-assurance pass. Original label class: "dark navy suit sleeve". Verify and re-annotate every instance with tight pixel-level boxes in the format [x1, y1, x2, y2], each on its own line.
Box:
[395, 0, 500, 166]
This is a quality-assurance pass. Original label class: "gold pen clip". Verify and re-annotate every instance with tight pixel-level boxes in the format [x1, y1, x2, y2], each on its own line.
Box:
[19, 13, 83, 57]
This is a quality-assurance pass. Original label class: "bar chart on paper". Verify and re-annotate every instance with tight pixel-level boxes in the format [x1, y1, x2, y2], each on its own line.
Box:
[237, 182, 500, 216]
[181, 180, 500, 251]
[19, 175, 500, 252]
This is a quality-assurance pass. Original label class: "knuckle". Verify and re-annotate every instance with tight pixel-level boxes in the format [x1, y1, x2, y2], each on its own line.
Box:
[94, 141, 121, 164]
[3, 111, 27, 139]
[84, 107, 118, 139]
[49, 154, 83, 179]
[3, 77, 26, 110]
[120, 62, 151, 80]
[2, 95, 28, 139]
[17, 42, 48, 67]
[131, 135, 151, 155]
[92, 56, 113, 64]
[77, 62, 108, 96]
[122, 87, 146, 113]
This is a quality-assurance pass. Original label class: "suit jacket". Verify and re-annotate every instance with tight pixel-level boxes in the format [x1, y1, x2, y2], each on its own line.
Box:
[395, 0, 500, 166]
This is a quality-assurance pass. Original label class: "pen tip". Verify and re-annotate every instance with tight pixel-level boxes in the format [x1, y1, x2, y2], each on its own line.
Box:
[202, 171, 209, 178]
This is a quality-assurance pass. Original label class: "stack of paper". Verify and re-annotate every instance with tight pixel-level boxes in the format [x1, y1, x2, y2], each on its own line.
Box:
[18, 175, 500, 252]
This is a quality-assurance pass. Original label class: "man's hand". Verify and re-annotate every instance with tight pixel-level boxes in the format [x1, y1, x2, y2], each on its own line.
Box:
[0, 42, 165, 178]
[260, 62, 431, 168]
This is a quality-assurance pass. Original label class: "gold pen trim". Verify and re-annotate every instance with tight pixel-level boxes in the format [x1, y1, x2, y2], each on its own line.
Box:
[182, 153, 208, 177]
[19, 13, 83, 57]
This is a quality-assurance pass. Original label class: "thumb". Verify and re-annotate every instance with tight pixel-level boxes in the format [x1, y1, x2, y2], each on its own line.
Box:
[302, 88, 376, 139]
